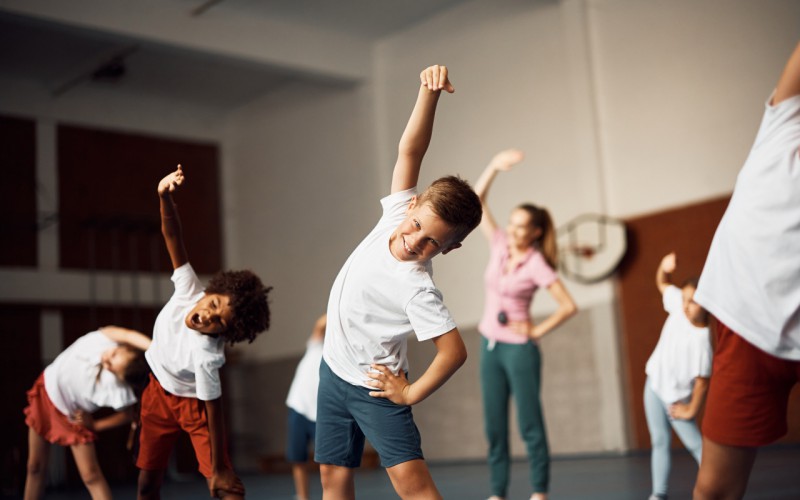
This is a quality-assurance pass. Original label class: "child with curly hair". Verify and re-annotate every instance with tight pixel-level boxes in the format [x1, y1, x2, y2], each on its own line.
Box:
[136, 165, 272, 500]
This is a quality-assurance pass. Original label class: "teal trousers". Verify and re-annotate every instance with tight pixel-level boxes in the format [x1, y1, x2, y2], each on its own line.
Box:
[480, 336, 549, 496]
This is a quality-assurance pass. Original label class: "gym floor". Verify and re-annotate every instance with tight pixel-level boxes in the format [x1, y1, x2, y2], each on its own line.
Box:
[38, 444, 800, 499]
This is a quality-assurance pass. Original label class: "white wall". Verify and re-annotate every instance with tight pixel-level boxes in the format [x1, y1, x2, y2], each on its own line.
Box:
[222, 79, 382, 360]
[588, 0, 800, 216]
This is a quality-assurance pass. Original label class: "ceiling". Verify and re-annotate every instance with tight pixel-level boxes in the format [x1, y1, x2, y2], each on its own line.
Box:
[171, 0, 471, 39]
[0, 0, 472, 110]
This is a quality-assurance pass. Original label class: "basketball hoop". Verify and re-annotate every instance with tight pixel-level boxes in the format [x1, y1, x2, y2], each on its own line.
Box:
[557, 214, 627, 284]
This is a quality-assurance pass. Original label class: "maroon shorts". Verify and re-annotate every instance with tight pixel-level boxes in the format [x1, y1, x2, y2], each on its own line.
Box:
[24, 373, 96, 446]
[136, 374, 232, 477]
[702, 321, 800, 447]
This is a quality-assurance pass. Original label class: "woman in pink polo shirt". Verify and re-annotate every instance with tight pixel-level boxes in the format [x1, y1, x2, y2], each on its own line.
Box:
[474, 149, 577, 500]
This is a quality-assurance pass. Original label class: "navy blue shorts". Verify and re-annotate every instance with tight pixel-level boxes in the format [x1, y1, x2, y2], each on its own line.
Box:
[314, 359, 423, 468]
[286, 408, 316, 463]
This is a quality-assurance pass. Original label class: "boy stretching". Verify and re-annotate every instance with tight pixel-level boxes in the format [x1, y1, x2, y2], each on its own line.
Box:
[693, 40, 800, 499]
[315, 65, 482, 500]
[137, 165, 272, 499]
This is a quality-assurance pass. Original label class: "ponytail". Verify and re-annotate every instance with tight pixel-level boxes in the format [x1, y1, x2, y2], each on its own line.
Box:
[518, 204, 558, 269]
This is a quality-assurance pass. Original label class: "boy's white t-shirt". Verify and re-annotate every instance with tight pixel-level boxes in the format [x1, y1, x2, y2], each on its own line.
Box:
[323, 188, 458, 388]
[285, 338, 323, 421]
[695, 93, 800, 361]
[146, 263, 225, 401]
[44, 331, 137, 416]
[646, 286, 712, 404]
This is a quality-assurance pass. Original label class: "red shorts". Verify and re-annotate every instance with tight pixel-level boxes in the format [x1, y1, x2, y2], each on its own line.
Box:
[23, 373, 96, 446]
[703, 321, 800, 447]
[136, 374, 232, 477]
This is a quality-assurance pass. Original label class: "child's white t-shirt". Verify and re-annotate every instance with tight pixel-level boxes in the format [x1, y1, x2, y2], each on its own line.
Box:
[44, 331, 137, 417]
[695, 93, 800, 361]
[645, 286, 712, 405]
[285, 338, 323, 421]
[323, 188, 458, 388]
[146, 263, 225, 401]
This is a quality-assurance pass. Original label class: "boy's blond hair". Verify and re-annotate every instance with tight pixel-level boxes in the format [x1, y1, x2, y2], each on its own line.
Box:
[417, 175, 482, 244]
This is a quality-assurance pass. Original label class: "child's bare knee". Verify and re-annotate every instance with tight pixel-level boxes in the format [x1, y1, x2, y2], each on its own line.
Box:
[78, 465, 104, 486]
[26, 458, 47, 477]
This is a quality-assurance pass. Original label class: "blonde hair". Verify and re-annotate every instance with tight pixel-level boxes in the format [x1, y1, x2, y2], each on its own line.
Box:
[417, 176, 482, 244]
[518, 204, 558, 269]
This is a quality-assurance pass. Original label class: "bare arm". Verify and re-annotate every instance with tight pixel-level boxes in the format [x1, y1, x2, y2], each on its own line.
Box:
[391, 65, 454, 194]
[367, 328, 467, 406]
[205, 397, 245, 497]
[505, 280, 577, 341]
[773, 41, 800, 105]
[99, 326, 151, 351]
[71, 407, 133, 432]
[157, 165, 189, 270]
[656, 252, 676, 295]
[310, 314, 327, 343]
[669, 376, 710, 420]
[473, 149, 525, 240]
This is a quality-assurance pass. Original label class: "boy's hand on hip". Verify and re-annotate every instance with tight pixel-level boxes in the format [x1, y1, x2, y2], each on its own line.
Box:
[209, 469, 244, 498]
[367, 364, 412, 405]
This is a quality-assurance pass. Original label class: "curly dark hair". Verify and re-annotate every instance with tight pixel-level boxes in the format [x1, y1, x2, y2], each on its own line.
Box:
[205, 270, 272, 345]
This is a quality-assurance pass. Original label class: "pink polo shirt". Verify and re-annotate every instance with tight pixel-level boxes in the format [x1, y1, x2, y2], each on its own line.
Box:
[478, 229, 558, 344]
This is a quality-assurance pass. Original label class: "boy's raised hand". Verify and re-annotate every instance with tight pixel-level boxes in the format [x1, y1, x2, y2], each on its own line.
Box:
[660, 252, 677, 274]
[420, 64, 454, 93]
[158, 164, 184, 196]
[489, 148, 525, 172]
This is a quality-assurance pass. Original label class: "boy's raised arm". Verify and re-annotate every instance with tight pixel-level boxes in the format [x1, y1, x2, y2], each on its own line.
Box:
[656, 252, 676, 295]
[773, 41, 800, 106]
[157, 165, 189, 270]
[391, 65, 455, 194]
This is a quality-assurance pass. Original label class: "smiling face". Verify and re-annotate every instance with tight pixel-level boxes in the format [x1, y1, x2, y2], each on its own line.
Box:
[101, 347, 137, 380]
[184, 293, 234, 335]
[389, 197, 462, 263]
[506, 208, 542, 251]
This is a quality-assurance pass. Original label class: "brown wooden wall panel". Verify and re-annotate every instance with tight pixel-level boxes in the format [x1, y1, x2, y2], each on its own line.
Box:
[0, 305, 42, 496]
[617, 195, 800, 449]
[0, 114, 37, 267]
[58, 125, 222, 275]
[617, 197, 728, 450]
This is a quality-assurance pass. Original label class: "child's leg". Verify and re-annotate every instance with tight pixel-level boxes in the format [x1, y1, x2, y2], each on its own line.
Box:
[506, 342, 548, 495]
[480, 338, 512, 498]
[137, 468, 165, 500]
[286, 408, 315, 500]
[385, 459, 441, 500]
[643, 380, 671, 498]
[69, 443, 112, 500]
[670, 416, 703, 464]
[292, 462, 311, 500]
[23, 428, 50, 500]
[693, 437, 757, 500]
[320, 464, 355, 500]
